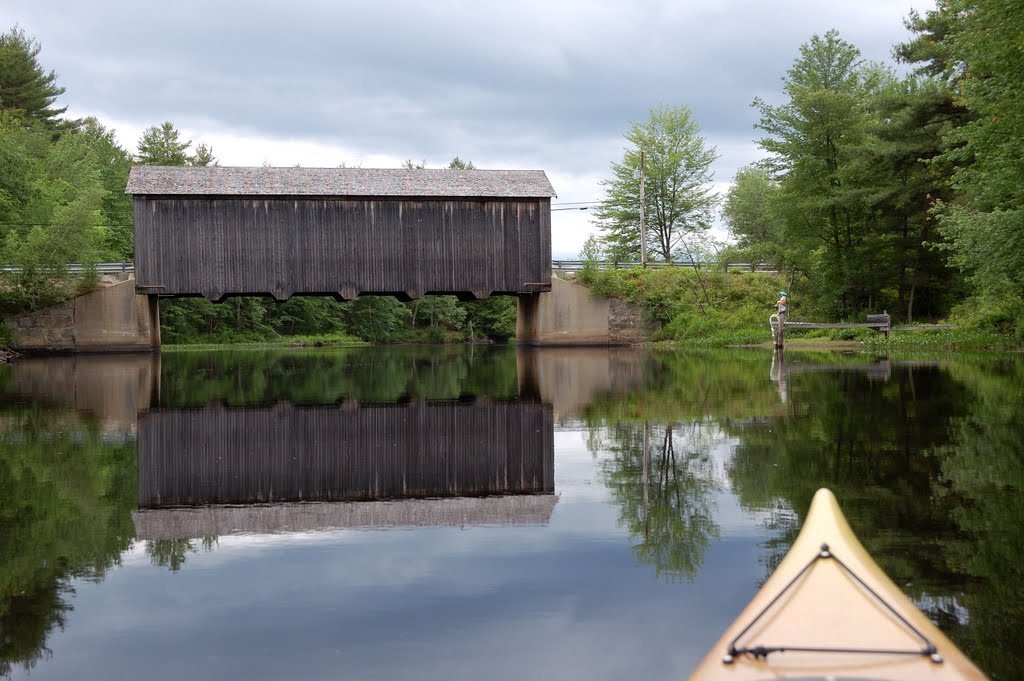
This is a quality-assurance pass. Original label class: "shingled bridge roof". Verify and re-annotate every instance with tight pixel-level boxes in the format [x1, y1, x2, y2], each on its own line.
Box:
[126, 166, 557, 198]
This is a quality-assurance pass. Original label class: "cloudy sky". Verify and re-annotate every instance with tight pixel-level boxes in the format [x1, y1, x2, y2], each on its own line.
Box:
[4, 0, 932, 257]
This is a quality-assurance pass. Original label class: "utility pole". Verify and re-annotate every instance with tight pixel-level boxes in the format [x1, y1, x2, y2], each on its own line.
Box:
[639, 150, 647, 268]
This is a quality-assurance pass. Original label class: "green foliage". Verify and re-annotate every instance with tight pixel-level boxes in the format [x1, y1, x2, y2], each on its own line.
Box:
[0, 26, 68, 131]
[343, 296, 413, 342]
[592, 104, 718, 263]
[895, 7, 959, 77]
[135, 121, 215, 167]
[157, 345, 521, 406]
[737, 27, 977, 324]
[190, 142, 216, 167]
[722, 165, 785, 267]
[0, 107, 128, 312]
[160, 296, 273, 343]
[409, 295, 466, 332]
[948, 292, 1024, 340]
[447, 156, 476, 170]
[463, 295, 517, 342]
[890, 0, 1024, 318]
[265, 297, 347, 337]
[159, 292, 520, 346]
[0, 404, 136, 675]
[135, 121, 190, 165]
[577, 267, 789, 345]
[752, 31, 889, 319]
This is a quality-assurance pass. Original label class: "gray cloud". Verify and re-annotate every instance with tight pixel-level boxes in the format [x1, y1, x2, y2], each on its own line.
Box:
[5, 0, 930, 186]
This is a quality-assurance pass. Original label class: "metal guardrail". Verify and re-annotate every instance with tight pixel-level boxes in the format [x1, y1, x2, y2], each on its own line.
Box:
[551, 260, 779, 273]
[0, 262, 135, 274]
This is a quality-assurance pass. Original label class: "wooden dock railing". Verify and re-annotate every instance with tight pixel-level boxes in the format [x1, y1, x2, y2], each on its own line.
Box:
[773, 312, 892, 348]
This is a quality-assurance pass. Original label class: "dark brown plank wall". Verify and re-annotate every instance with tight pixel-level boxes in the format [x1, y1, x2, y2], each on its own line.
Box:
[137, 401, 555, 507]
[134, 196, 551, 300]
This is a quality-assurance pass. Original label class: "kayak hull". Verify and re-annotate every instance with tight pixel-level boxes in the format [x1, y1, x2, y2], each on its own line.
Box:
[686, 488, 988, 681]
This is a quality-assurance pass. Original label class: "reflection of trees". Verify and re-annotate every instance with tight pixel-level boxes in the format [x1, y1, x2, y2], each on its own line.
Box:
[926, 358, 1024, 681]
[0, 405, 135, 677]
[723, 356, 1024, 681]
[596, 421, 721, 581]
[158, 344, 520, 406]
[145, 536, 218, 572]
[725, 365, 970, 580]
[586, 350, 1023, 680]
[0, 581, 71, 676]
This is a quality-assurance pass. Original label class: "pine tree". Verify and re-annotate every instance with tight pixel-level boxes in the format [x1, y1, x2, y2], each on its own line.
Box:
[136, 121, 191, 166]
[0, 26, 68, 130]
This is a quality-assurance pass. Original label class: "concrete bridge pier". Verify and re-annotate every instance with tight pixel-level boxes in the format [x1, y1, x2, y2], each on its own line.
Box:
[516, 276, 655, 346]
[9, 274, 161, 353]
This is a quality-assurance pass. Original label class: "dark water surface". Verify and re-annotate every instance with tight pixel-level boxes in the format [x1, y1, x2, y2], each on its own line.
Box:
[1, 346, 1021, 680]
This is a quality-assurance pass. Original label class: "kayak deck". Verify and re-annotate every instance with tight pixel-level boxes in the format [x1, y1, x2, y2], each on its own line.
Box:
[687, 488, 988, 680]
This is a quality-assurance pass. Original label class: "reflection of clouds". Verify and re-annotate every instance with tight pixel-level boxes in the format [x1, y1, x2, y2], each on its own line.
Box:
[915, 594, 972, 626]
[38, 422, 782, 681]
[554, 429, 613, 504]
[115, 429, 623, 573]
[59, 527, 768, 681]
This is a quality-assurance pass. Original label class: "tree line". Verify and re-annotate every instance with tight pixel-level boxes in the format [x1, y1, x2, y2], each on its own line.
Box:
[4, 1, 1022, 342]
[0, 25, 515, 343]
[589, 1, 1023, 336]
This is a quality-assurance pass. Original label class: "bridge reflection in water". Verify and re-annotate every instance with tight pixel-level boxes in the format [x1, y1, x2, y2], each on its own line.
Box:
[132, 399, 555, 538]
[5, 347, 653, 539]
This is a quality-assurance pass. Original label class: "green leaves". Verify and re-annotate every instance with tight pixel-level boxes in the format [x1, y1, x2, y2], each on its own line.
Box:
[135, 121, 193, 166]
[0, 113, 129, 311]
[135, 121, 216, 167]
[594, 104, 718, 263]
[930, 0, 1024, 298]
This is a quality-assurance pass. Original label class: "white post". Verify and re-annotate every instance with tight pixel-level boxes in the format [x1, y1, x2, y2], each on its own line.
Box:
[639, 150, 647, 268]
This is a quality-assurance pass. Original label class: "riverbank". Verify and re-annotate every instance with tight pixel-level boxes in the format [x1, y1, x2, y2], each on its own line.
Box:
[573, 267, 1024, 352]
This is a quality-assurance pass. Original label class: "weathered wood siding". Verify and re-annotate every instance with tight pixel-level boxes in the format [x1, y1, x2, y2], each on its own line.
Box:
[137, 401, 554, 507]
[133, 196, 552, 300]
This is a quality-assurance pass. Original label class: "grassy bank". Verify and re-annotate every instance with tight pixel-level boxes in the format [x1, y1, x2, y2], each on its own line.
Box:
[163, 332, 367, 351]
[574, 267, 1023, 351]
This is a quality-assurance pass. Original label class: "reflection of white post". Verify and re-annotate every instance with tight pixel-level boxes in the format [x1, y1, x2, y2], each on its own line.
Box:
[771, 348, 788, 404]
[642, 421, 650, 539]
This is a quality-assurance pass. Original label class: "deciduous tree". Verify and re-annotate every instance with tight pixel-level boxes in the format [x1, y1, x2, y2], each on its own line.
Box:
[753, 30, 884, 317]
[931, 0, 1024, 298]
[723, 165, 785, 267]
[593, 105, 718, 263]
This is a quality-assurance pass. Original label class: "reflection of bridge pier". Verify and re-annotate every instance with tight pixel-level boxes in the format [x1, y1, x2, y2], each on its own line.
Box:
[517, 346, 649, 419]
[3, 346, 658, 537]
[4, 354, 158, 434]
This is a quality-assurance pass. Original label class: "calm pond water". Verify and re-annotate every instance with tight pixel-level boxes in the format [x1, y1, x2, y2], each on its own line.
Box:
[1, 346, 1021, 681]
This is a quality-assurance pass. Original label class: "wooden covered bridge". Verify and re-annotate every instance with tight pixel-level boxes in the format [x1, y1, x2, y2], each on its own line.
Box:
[11, 166, 632, 351]
[126, 165, 556, 302]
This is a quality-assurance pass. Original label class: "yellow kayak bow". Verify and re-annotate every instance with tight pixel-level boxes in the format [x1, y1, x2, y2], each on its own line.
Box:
[687, 488, 989, 680]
